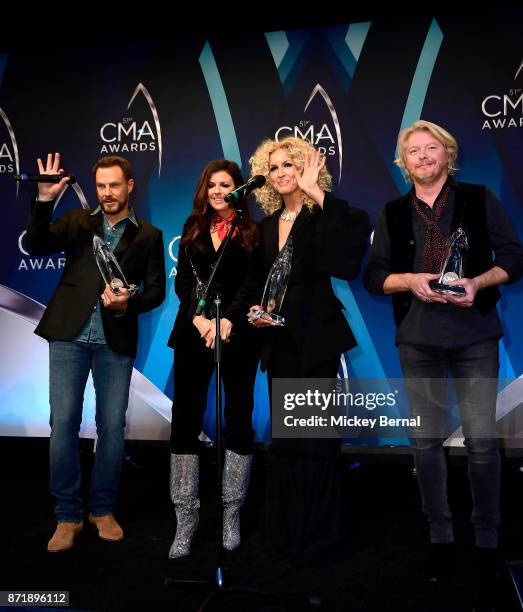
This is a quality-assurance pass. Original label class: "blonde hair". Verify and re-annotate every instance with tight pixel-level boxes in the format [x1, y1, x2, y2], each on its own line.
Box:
[394, 120, 459, 183]
[249, 136, 332, 215]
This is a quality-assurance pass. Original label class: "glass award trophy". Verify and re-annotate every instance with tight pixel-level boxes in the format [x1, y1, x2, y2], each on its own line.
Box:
[248, 237, 293, 327]
[429, 228, 468, 296]
[93, 235, 138, 296]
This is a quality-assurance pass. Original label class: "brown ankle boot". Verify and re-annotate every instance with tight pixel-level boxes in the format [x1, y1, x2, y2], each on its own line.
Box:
[47, 521, 83, 552]
[88, 513, 124, 541]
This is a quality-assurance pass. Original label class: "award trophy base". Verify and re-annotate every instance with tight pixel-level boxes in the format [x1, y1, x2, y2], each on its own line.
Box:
[109, 279, 139, 297]
[110, 278, 124, 294]
[248, 309, 285, 327]
[429, 280, 466, 296]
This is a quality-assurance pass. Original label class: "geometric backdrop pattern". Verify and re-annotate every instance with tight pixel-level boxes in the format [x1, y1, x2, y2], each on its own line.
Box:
[1, 9, 522, 443]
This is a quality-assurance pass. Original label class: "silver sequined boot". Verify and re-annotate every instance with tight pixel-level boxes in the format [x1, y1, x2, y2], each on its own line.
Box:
[222, 450, 253, 551]
[169, 454, 199, 559]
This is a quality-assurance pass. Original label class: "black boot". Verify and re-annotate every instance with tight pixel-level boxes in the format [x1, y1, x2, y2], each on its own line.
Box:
[423, 542, 455, 582]
[471, 547, 501, 612]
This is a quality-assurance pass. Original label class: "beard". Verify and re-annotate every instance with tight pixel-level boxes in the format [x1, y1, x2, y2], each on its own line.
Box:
[413, 165, 448, 186]
[100, 198, 128, 216]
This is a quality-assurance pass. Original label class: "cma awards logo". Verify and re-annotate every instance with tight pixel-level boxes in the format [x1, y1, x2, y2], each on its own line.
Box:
[0, 107, 20, 195]
[275, 84, 343, 182]
[481, 59, 523, 130]
[99, 83, 163, 175]
[17, 184, 89, 273]
[167, 235, 181, 279]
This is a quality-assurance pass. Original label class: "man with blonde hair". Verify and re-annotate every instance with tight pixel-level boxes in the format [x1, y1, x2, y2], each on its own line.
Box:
[364, 120, 523, 595]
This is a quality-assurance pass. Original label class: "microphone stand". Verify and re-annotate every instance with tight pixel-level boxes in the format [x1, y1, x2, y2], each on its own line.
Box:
[165, 206, 320, 610]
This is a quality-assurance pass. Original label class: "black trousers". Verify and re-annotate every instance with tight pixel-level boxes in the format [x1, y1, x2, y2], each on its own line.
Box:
[262, 329, 344, 565]
[399, 339, 500, 548]
[170, 325, 259, 455]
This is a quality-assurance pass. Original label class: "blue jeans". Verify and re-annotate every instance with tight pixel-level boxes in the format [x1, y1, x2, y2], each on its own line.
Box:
[49, 340, 134, 522]
[399, 340, 501, 548]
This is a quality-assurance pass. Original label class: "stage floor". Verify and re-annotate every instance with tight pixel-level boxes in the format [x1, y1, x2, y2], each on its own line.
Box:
[1, 438, 521, 611]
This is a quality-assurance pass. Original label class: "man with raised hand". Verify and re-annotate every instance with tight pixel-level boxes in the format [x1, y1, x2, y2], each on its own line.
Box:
[27, 153, 165, 552]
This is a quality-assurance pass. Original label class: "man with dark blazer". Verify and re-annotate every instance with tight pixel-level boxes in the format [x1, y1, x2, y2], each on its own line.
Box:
[26, 153, 165, 552]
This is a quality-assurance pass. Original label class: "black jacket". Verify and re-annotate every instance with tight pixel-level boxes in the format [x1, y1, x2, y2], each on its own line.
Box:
[256, 192, 370, 371]
[26, 198, 166, 357]
[168, 221, 259, 347]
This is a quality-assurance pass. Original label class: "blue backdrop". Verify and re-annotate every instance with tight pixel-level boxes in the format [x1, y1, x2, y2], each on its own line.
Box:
[1, 9, 522, 443]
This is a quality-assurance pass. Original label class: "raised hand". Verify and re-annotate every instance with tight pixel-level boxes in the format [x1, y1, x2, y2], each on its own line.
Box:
[36, 152, 70, 201]
[295, 149, 326, 205]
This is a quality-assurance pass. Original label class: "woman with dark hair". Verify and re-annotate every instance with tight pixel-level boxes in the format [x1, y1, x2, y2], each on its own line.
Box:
[167, 159, 259, 558]
[249, 137, 370, 564]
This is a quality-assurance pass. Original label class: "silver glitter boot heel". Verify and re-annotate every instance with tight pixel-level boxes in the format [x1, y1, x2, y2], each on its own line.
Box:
[222, 450, 253, 551]
[169, 454, 199, 559]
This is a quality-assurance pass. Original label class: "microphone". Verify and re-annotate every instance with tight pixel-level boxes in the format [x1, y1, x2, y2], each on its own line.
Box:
[224, 175, 266, 204]
[13, 173, 77, 184]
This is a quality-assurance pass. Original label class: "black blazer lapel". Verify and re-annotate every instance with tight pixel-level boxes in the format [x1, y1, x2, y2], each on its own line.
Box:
[114, 222, 140, 258]
[87, 213, 105, 282]
[265, 212, 280, 264]
[89, 213, 104, 238]
[287, 205, 312, 244]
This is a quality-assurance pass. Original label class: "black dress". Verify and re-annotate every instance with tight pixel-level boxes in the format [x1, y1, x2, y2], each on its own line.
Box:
[257, 192, 370, 564]
[168, 225, 259, 456]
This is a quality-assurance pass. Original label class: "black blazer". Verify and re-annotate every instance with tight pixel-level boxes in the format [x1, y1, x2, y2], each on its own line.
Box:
[168, 222, 259, 347]
[257, 192, 370, 371]
[26, 198, 166, 357]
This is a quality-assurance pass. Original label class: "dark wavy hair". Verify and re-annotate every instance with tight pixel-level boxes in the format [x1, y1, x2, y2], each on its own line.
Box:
[181, 159, 258, 253]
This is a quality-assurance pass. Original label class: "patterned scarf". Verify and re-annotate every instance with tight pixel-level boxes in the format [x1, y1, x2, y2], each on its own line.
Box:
[410, 182, 451, 273]
[212, 210, 238, 241]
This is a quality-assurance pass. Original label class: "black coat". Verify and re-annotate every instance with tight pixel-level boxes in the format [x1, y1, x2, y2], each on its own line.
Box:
[168, 222, 259, 347]
[26, 198, 166, 357]
[257, 192, 370, 371]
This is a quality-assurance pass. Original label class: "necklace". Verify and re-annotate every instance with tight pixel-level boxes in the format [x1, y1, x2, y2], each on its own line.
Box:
[280, 209, 298, 222]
